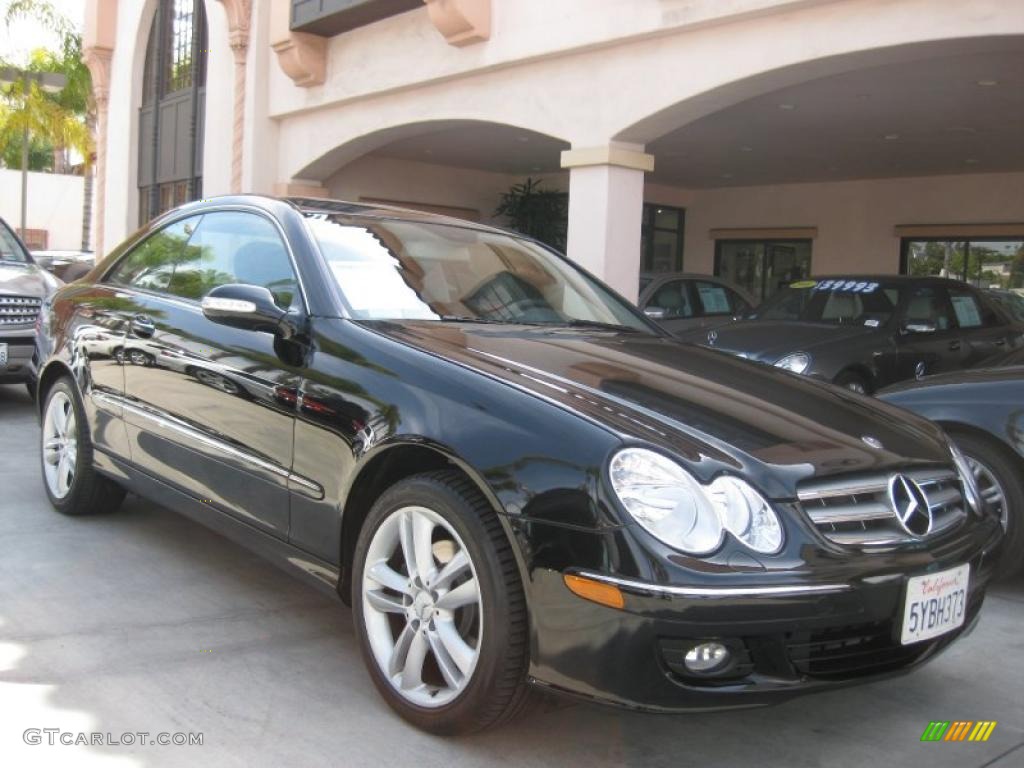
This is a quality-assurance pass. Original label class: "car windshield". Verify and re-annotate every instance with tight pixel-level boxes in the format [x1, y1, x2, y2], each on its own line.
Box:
[0, 220, 29, 263]
[305, 214, 652, 331]
[754, 279, 901, 326]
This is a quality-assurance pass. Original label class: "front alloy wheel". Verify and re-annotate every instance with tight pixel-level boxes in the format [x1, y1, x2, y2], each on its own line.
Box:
[352, 472, 531, 734]
[361, 505, 482, 708]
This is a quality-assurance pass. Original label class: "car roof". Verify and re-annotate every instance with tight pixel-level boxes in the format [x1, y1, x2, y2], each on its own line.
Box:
[154, 194, 518, 240]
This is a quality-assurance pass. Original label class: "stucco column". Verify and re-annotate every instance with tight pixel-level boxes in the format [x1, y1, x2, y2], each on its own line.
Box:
[561, 143, 654, 303]
[220, 1, 252, 194]
[82, 0, 118, 257]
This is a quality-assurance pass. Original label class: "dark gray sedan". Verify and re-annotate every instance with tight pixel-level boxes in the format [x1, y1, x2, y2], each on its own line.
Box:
[676, 275, 1024, 394]
[880, 362, 1024, 578]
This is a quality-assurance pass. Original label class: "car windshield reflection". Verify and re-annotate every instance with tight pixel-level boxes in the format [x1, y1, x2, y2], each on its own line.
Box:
[305, 215, 652, 332]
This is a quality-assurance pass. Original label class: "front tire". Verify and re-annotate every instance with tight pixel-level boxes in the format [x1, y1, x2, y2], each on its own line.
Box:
[40, 377, 125, 516]
[352, 471, 530, 734]
[949, 430, 1024, 579]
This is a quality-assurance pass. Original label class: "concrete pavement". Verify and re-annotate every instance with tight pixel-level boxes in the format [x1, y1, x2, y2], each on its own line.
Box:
[1, 382, 1022, 767]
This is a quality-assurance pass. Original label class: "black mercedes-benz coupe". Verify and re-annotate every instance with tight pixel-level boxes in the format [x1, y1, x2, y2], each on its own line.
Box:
[32, 196, 1003, 734]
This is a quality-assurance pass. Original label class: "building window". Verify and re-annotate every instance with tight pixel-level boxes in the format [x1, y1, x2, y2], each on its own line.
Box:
[641, 204, 684, 273]
[901, 238, 1024, 289]
[138, 0, 208, 224]
[714, 239, 812, 302]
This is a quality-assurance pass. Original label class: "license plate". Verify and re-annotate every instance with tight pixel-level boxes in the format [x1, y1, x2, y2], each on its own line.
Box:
[900, 563, 969, 645]
[0, 343, 7, 366]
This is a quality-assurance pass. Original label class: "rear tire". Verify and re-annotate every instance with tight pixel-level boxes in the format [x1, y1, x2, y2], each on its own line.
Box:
[949, 430, 1024, 579]
[352, 471, 531, 735]
[40, 377, 125, 516]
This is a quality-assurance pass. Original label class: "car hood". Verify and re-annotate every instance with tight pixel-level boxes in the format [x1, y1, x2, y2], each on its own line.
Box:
[364, 321, 951, 499]
[677, 320, 877, 362]
[0, 260, 60, 296]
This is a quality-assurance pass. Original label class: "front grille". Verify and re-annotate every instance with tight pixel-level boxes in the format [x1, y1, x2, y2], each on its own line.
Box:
[786, 621, 928, 679]
[0, 295, 41, 326]
[798, 468, 967, 547]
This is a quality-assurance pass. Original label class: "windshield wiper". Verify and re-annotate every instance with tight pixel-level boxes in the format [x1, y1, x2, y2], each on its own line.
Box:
[434, 315, 511, 325]
[552, 319, 644, 333]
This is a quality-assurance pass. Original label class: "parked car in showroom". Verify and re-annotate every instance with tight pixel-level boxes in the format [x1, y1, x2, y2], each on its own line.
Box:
[638, 272, 756, 334]
[0, 216, 62, 394]
[32, 196, 1003, 734]
[675, 276, 1024, 394]
[880, 361, 1024, 578]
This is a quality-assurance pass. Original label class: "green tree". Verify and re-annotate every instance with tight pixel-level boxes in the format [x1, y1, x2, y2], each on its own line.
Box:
[495, 178, 569, 251]
[1, 0, 94, 247]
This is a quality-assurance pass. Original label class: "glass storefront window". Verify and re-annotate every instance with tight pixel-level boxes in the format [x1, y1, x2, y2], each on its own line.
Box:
[640, 204, 684, 273]
[714, 239, 812, 302]
[903, 238, 1024, 290]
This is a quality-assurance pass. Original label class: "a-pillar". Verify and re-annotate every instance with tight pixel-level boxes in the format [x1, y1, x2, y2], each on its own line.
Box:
[561, 143, 653, 303]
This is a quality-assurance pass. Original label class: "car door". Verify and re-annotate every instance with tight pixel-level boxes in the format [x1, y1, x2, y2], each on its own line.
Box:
[894, 284, 963, 380]
[642, 279, 700, 333]
[105, 209, 305, 538]
[947, 285, 1016, 367]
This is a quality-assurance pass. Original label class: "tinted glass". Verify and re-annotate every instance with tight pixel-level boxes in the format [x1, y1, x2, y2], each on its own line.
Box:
[108, 212, 298, 309]
[0, 220, 29, 263]
[177, 212, 297, 308]
[308, 216, 650, 330]
[757, 279, 898, 327]
[107, 217, 199, 292]
[647, 280, 694, 318]
[901, 286, 953, 331]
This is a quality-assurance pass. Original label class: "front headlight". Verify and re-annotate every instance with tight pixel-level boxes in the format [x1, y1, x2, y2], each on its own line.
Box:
[609, 448, 784, 555]
[774, 352, 811, 374]
[949, 442, 983, 517]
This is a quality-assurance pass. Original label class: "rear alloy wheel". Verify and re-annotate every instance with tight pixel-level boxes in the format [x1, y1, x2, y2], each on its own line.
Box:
[40, 377, 125, 516]
[352, 472, 530, 734]
[950, 430, 1024, 579]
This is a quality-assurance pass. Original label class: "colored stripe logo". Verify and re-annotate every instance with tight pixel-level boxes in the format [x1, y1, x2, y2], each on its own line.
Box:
[921, 721, 997, 742]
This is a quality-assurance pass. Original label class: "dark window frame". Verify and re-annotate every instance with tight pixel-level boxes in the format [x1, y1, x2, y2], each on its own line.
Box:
[640, 203, 685, 273]
[899, 236, 1024, 288]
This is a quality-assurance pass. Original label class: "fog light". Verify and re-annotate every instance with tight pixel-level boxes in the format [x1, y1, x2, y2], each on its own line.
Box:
[684, 642, 731, 674]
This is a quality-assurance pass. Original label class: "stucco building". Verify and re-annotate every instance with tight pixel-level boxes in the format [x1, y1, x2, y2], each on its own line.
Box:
[83, 0, 1024, 301]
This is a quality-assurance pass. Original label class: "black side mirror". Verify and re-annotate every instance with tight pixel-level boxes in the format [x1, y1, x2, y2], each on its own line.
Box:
[201, 284, 299, 339]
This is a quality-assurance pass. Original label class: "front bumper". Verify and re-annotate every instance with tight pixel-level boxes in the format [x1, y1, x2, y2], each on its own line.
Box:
[518, 514, 1002, 713]
[0, 330, 35, 384]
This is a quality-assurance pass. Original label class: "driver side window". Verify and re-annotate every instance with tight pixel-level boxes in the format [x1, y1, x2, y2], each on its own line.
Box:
[901, 286, 953, 330]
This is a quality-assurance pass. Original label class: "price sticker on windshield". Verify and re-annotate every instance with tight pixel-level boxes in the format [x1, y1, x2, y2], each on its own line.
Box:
[812, 280, 879, 293]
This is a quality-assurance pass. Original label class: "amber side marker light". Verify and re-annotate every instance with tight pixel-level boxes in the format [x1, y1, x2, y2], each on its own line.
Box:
[563, 574, 625, 609]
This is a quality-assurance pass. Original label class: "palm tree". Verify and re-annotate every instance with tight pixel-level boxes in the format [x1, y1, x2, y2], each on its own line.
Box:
[1, 0, 94, 249]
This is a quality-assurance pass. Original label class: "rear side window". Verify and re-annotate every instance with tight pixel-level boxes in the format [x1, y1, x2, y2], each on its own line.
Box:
[106, 217, 200, 292]
[106, 211, 299, 309]
[948, 287, 1001, 328]
[647, 280, 694, 318]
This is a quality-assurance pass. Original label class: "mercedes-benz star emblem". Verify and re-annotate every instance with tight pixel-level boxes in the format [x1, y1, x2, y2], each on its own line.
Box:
[707, 329, 718, 346]
[887, 474, 932, 536]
